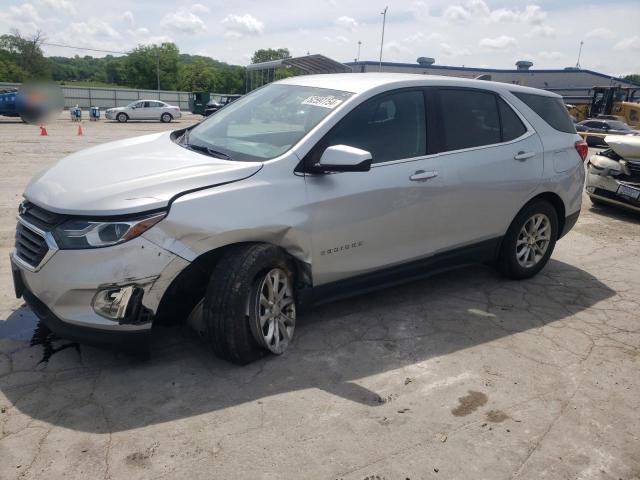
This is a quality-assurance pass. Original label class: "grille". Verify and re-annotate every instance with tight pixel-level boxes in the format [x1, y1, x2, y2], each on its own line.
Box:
[15, 222, 49, 267]
[19, 201, 66, 230]
[626, 161, 640, 176]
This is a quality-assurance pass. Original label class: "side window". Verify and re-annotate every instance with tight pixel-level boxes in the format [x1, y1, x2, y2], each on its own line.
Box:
[498, 97, 527, 141]
[142, 101, 151, 108]
[323, 90, 427, 164]
[439, 89, 501, 151]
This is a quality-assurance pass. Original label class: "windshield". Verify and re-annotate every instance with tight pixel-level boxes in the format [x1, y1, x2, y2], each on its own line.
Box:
[607, 121, 630, 130]
[184, 84, 353, 161]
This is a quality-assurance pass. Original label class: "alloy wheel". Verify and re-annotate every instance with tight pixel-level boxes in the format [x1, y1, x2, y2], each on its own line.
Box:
[252, 268, 296, 354]
[516, 213, 551, 268]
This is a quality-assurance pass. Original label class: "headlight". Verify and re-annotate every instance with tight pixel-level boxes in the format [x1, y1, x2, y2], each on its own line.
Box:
[53, 212, 165, 249]
[589, 155, 622, 173]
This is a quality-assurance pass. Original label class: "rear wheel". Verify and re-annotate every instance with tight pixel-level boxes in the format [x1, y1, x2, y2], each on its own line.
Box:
[117, 112, 128, 123]
[498, 200, 558, 279]
[161, 113, 172, 123]
[203, 244, 297, 364]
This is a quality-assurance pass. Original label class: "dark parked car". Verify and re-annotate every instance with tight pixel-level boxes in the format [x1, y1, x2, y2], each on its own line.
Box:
[204, 94, 242, 117]
[576, 119, 638, 146]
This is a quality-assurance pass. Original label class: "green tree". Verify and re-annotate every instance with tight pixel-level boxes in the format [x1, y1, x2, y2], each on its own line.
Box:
[623, 74, 640, 85]
[251, 48, 291, 64]
[0, 30, 50, 80]
[177, 60, 216, 92]
[125, 43, 180, 90]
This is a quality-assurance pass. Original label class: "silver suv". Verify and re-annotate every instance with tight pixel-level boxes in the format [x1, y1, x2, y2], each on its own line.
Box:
[11, 74, 587, 364]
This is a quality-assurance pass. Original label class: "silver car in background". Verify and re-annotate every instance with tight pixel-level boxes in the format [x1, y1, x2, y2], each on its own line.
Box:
[11, 74, 587, 364]
[105, 100, 182, 123]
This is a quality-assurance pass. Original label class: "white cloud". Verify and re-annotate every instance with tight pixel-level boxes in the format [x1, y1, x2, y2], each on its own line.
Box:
[403, 32, 444, 44]
[479, 35, 517, 50]
[122, 11, 134, 26]
[190, 3, 210, 14]
[40, 0, 75, 15]
[8, 3, 42, 24]
[586, 27, 614, 40]
[530, 25, 555, 38]
[69, 19, 121, 39]
[444, 1, 547, 26]
[443, 5, 470, 23]
[222, 13, 264, 38]
[161, 8, 206, 34]
[335, 15, 358, 31]
[440, 43, 471, 56]
[323, 35, 349, 45]
[385, 40, 412, 55]
[538, 51, 563, 60]
[614, 36, 640, 51]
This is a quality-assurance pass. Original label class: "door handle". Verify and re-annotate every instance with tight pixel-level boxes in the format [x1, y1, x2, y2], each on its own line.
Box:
[410, 170, 438, 182]
[514, 151, 536, 161]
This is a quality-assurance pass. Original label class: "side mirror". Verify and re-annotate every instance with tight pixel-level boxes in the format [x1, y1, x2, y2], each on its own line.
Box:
[315, 145, 372, 173]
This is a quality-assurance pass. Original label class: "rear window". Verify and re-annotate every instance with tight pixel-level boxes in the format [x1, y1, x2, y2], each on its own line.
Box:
[439, 89, 501, 151]
[512, 92, 575, 134]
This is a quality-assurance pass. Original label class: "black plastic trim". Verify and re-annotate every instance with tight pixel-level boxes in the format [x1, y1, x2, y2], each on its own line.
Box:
[559, 211, 580, 239]
[297, 237, 502, 309]
[22, 288, 151, 350]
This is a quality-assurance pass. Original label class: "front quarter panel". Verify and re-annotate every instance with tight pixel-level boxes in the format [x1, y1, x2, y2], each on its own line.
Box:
[142, 151, 312, 267]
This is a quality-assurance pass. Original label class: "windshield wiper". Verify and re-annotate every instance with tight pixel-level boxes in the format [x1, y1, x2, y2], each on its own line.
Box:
[182, 142, 233, 160]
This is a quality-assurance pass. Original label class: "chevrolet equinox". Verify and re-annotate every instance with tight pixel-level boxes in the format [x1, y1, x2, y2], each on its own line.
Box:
[11, 74, 587, 364]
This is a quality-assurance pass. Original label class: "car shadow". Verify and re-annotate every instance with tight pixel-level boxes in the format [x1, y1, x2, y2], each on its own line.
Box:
[588, 201, 640, 224]
[0, 259, 615, 433]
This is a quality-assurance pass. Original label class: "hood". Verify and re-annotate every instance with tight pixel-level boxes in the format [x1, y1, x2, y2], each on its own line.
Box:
[605, 135, 640, 160]
[24, 131, 263, 215]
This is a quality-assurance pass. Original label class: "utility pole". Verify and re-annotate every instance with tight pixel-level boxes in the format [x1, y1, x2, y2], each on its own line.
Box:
[575, 40, 584, 69]
[156, 48, 160, 95]
[379, 6, 388, 72]
[356, 40, 362, 62]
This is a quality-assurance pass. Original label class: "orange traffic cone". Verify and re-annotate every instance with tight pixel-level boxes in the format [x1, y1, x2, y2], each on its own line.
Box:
[39, 125, 48, 136]
[77, 124, 83, 136]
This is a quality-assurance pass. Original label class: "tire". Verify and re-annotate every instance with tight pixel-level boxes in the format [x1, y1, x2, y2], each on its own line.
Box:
[117, 112, 128, 123]
[203, 244, 297, 365]
[497, 200, 558, 280]
[161, 113, 172, 123]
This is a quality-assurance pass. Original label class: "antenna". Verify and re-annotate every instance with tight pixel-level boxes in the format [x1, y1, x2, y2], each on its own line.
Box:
[379, 7, 388, 72]
[575, 40, 584, 69]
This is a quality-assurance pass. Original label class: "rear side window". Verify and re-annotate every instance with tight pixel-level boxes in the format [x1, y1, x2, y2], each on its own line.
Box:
[439, 89, 501, 150]
[323, 90, 427, 164]
[512, 92, 576, 133]
[498, 98, 527, 141]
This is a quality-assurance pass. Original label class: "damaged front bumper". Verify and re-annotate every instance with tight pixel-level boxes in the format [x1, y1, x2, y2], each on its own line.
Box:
[585, 161, 640, 213]
[10, 236, 190, 347]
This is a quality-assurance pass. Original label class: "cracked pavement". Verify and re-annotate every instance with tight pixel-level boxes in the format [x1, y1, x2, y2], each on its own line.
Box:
[0, 115, 639, 480]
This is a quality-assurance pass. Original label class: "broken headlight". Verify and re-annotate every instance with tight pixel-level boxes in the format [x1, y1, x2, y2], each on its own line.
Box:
[53, 212, 165, 249]
[589, 155, 622, 174]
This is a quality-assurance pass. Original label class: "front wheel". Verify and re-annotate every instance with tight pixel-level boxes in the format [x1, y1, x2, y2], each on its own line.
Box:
[498, 200, 558, 280]
[117, 112, 128, 123]
[203, 244, 297, 364]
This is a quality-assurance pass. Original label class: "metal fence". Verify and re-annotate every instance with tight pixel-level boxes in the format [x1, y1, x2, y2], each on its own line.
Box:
[0, 82, 191, 111]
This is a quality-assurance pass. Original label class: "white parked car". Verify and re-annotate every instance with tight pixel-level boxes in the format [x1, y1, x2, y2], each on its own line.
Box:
[105, 100, 181, 123]
[12, 74, 586, 364]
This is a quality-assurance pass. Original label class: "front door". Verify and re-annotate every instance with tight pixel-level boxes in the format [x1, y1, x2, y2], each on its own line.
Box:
[305, 88, 440, 285]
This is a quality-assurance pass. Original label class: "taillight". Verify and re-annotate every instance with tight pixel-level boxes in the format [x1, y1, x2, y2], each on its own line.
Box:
[574, 139, 588, 162]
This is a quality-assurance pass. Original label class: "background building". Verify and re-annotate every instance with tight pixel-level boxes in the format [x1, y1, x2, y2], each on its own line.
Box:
[345, 59, 639, 104]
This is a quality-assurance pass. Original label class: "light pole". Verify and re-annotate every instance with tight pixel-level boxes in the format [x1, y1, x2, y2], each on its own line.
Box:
[356, 40, 362, 62]
[379, 6, 387, 72]
[575, 40, 584, 69]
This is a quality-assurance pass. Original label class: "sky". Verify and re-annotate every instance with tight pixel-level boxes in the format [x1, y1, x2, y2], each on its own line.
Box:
[1, 0, 639, 76]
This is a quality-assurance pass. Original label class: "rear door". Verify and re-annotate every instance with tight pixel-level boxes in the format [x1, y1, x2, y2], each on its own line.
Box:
[416, 87, 544, 251]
